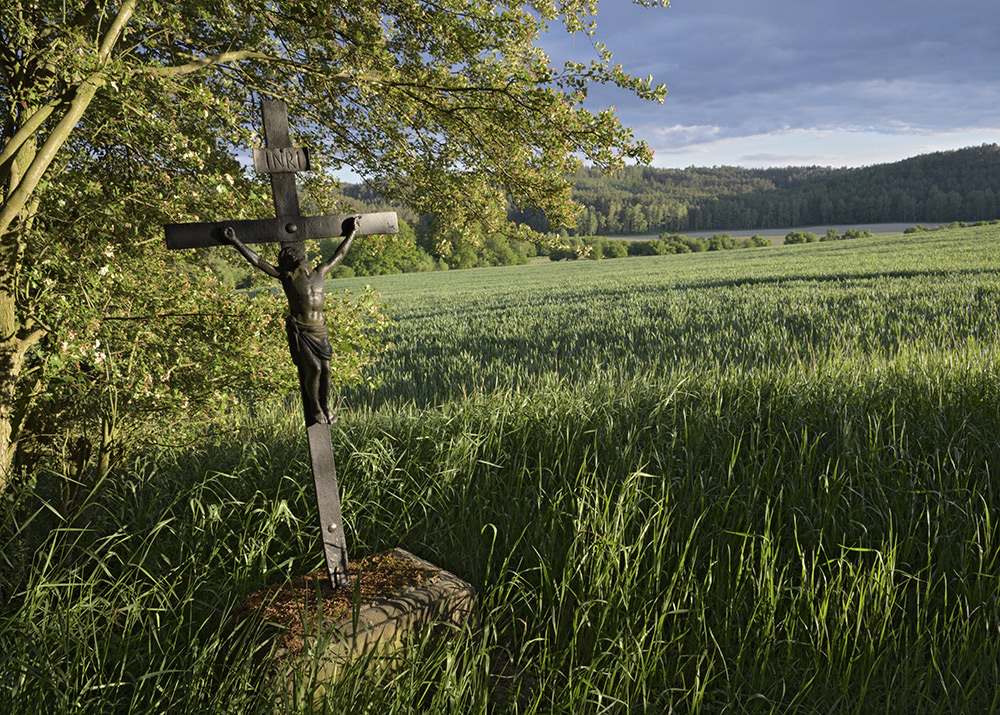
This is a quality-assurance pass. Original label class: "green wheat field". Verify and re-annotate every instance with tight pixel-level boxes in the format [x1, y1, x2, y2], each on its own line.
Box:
[4, 224, 1000, 713]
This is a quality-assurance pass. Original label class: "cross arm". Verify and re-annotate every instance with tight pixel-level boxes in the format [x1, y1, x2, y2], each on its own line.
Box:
[163, 211, 398, 250]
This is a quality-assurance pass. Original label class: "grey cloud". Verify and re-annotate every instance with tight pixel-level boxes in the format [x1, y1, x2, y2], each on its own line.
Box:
[544, 0, 1000, 155]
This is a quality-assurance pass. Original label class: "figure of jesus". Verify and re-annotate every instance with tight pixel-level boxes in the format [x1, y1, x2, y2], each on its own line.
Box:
[221, 217, 360, 425]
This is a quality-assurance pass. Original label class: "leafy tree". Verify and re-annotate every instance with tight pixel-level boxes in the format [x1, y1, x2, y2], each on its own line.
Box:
[330, 219, 435, 276]
[481, 235, 528, 267]
[0, 0, 669, 490]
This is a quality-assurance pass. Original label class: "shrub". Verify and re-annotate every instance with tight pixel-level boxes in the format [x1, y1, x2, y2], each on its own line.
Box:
[708, 233, 738, 251]
[627, 240, 656, 256]
[843, 228, 874, 240]
[683, 236, 708, 252]
[785, 231, 818, 245]
[743, 234, 771, 248]
[603, 240, 629, 258]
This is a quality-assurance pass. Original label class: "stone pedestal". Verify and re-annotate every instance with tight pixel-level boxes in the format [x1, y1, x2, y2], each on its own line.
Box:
[263, 548, 475, 701]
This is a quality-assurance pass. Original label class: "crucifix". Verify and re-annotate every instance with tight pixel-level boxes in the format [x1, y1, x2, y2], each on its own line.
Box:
[163, 99, 397, 589]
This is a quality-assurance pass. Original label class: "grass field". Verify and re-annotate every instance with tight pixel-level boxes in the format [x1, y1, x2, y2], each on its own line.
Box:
[3, 225, 1000, 713]
[337, 226, 1000, 409]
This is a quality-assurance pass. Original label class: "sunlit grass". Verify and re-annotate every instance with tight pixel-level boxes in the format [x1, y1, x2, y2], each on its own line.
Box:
[339, 225, 1000, 411]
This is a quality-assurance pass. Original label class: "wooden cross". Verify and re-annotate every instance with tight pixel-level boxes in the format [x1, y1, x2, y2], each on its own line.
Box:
[164, 99, 398, 589]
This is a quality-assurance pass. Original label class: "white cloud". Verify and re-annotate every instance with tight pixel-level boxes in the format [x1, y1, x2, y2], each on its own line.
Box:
[642, 127, 1000, 170]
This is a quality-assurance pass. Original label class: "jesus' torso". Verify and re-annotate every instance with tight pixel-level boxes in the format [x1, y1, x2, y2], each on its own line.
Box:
[281, 264, 326, 326]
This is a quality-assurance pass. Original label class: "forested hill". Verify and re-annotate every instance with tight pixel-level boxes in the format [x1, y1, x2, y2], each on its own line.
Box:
[543, 143, 1000, 235]
[340, 144, 1000, 237]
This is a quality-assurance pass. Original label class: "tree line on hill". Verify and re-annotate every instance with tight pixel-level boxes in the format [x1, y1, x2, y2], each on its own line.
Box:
[542, 144, 1000, 235]
[312, 144, 1000, 279]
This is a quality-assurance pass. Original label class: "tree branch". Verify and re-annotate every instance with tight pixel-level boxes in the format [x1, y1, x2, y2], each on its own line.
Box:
[0, 73, 104, 236]
[13, 326, 46, 364]
[98, 0, 136, 64]
[149, 49, 355, 80]
[103, 312, 256, 321]
[0, 100, 60, 179]
[0, 0, 135, 236]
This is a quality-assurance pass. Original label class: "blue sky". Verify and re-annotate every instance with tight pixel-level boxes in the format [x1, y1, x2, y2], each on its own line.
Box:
[545, 0, 1000, 169]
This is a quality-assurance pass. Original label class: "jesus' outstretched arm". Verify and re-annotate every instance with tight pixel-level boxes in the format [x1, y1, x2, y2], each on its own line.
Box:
[317, 216, 361, 277]
[221, 226, 281, 279]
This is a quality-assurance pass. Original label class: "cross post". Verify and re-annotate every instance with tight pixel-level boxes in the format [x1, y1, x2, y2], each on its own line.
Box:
[163, 99, 398, 589]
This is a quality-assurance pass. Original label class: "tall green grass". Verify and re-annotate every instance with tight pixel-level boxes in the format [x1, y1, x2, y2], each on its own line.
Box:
[338, 226, 1000, 410]
[3, 225, 1000, 712]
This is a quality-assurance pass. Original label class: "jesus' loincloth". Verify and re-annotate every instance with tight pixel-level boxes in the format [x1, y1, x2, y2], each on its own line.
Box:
[285, 316, 333, 366]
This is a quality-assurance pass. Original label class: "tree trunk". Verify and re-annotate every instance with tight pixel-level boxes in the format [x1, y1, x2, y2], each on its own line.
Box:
[0, 106, 42, 493]
[0, 0, 137, 494]
[0, 289, 41, 492]
[0, 220, 43, 490]
[1, 133, 29, 491]
[0, 291, 15, 490]
[0, 71, 113, 496]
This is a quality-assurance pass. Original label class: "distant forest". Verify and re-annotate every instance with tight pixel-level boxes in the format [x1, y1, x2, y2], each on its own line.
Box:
[508, 143, 1000, 235]
[342, 144, 1000, 237]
